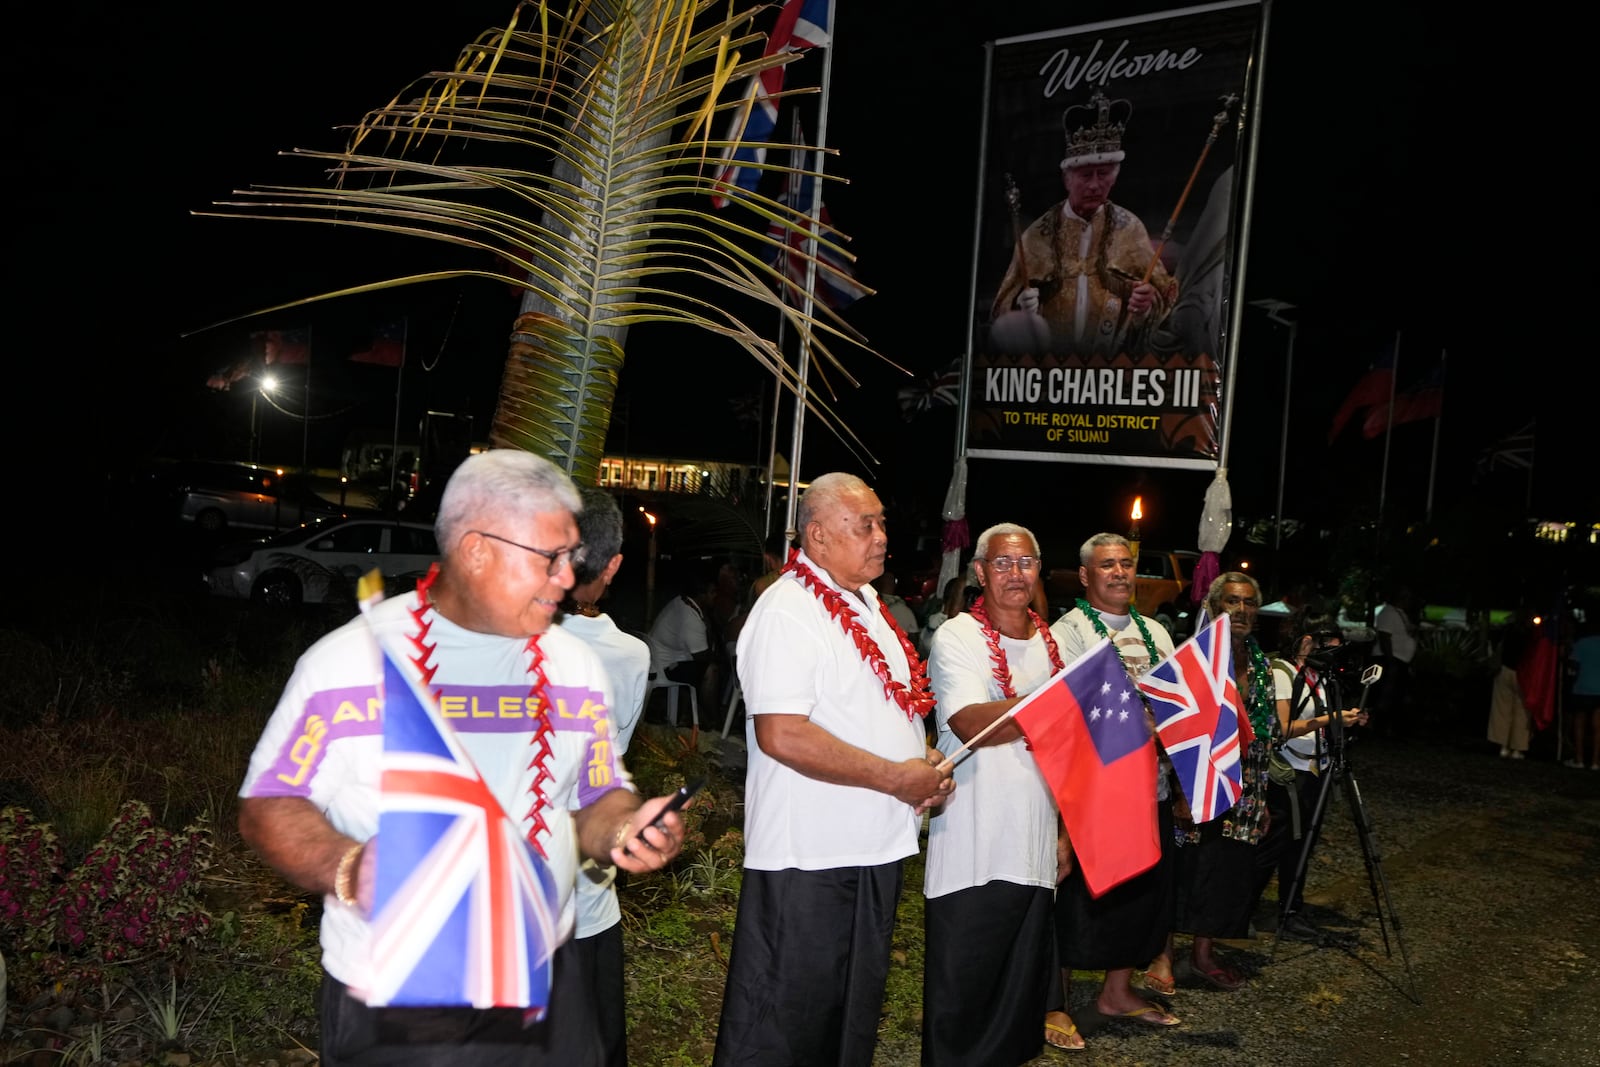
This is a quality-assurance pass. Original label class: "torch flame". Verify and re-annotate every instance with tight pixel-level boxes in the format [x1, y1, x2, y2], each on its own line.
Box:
[1131, 497, 1143, 522]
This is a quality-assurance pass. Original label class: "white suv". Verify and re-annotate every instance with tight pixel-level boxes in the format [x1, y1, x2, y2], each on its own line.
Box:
[203, 517, 440, 606]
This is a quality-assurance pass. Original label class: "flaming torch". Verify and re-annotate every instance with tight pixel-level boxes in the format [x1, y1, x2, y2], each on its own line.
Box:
[1128, 497, 1143, 607]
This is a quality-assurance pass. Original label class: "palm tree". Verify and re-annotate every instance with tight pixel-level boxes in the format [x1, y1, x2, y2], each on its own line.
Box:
[201, 0, 885, 483]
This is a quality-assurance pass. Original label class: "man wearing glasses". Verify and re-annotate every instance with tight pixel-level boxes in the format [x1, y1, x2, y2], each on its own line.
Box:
[238, 449, 687, 1066]
[1046, 532, 1182, 1030]
[922, 523, 1073, 1060]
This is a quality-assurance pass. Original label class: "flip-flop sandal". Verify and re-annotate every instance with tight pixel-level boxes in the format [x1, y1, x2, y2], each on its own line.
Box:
[1193, 963, 1245, 991]
[1140, 968, 1177, 996]
[1044, 1013, 1085, 1051]
[1115, 1003, 1181, 1027]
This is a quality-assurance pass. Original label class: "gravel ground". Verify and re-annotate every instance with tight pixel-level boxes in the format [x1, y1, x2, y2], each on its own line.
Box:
[1004, 731, 1600, 1067]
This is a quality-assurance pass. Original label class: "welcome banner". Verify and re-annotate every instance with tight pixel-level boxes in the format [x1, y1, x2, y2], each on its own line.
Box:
[967, 1, 1260, 469]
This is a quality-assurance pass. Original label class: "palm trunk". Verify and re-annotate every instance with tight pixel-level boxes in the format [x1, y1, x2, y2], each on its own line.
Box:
[491, 0, 676, 482]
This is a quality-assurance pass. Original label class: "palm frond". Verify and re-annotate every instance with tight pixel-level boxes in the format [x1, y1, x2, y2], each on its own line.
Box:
[197, 0, 887, 477]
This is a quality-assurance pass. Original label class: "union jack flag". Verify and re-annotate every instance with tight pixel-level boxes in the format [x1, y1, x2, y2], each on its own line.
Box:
[1137, 614, 1254, 823]
[709, 0, 830, 208]
[766, 167, 867, 310]
[365, 640, 560, 1011]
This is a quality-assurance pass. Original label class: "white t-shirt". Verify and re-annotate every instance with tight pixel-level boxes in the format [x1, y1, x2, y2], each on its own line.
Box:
[558, 612, 651, 939]
[647, 595, 709, 673]
[1272, 660, 1329, 772]
[923, 613, 1058, 899]
[238, 592, 632, 991]
[735, 550, 930, 871]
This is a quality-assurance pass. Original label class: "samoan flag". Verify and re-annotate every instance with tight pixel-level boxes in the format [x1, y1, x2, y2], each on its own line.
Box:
[1011, 638, 1160, 898]
[1138, 614, 1253, 823]
[766, 168, 868, 310]
[365, 640, 560, 1011]
[709, 0, 830, 208]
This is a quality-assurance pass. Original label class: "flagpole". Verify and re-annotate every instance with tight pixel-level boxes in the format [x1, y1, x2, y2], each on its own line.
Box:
[781, 0, 837, 544]
[1377, 329, 1400, 530]
[764, 313, 786, 541]
[936, 42, 998, 601]
[1216, 0, 1276, 471]
[301, 326, 313, 472]
[936, 691, 1033, 773]
[388, 317, 409, 509]
[1425, 349, 1445, 523]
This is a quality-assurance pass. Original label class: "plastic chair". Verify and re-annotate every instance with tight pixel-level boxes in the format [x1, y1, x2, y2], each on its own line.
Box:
[721, 682, 744, 739]
[645, 670, 699, 729]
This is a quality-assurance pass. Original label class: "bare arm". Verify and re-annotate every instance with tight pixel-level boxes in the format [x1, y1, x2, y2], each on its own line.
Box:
[238, 795, 358, 899]
[574, 787, 686, 875]
[946, 698, 1023, 748]
[753, 714, 951, 810]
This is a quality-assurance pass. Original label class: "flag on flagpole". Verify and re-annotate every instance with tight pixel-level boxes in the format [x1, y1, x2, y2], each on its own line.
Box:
[1011, 638, 1160, 898]
[1137, 615, 1252, 822]
[766, 168, 867, 310]
[1327, 350, 1394, 443]
[364, 638, 560, 1011]
[350, 319, 406, 367]
[897, 357, 962, 419]
[709, 0, 830, 208]
[255, 328, 311, 367]
[1477, 420, 1535, 473]
[1362, 361, 1443, 438]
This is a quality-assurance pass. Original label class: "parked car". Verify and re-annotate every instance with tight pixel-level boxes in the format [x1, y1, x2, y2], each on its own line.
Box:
[172, 460, 352, 534]
[203, 516, 440, 607]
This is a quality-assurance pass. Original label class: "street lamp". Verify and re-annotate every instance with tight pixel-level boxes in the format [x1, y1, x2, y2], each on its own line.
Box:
[250, 375, 278, 462]
[1250, 297, 1297, 590]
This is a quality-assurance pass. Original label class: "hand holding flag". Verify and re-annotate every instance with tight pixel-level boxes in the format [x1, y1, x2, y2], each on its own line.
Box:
[1008, 638, 1161, 898]
[1137, 614, 1253, 823]
[357, 573, 560, 1012]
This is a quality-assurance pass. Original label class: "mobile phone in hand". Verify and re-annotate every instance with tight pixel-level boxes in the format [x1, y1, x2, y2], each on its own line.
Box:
[627, 778, 705, 853]
[651, 778, 705, 828]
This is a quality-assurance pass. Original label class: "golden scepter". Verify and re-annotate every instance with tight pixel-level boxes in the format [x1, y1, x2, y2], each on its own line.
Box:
[1113, 94, 1239, 345]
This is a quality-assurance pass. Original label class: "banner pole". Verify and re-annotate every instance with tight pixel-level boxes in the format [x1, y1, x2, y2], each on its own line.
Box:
[1216, 0, 1275, 470]
[1378, 329, 1400, 529]
[781, 0, 837, 543]
[1425, 349, 1445, 523]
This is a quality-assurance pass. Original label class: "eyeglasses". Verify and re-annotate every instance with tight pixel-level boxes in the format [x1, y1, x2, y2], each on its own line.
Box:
[980, 555, 1040, 574]
[470, 530, 587, 575]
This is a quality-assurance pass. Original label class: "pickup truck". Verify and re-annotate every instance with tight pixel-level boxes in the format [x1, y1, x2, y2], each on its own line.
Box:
[1044, 547, 1201, 634]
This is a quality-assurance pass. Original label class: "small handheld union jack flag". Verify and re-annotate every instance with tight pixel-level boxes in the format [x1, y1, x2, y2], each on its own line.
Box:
[1137, 614, 1252, 823]
[360, 589, 560, 1012]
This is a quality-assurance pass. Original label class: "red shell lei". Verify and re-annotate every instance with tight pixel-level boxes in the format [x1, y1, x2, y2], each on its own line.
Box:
[783, 551, 935, 721]
[412, 564, 556, 858]
[968, 596, 1065, 698]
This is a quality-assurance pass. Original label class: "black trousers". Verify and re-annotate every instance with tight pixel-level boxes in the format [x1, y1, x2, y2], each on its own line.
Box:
[319, 940, 601, 1067]
[573, 923, 628, 1067]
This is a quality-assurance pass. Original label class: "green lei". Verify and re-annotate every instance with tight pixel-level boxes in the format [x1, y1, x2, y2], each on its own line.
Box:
[1242, 635, 1276, 739]
[1075, 598, 1160, 669]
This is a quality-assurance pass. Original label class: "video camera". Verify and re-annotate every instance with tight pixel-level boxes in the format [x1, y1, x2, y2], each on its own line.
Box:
[1299, 626, 1371, 718]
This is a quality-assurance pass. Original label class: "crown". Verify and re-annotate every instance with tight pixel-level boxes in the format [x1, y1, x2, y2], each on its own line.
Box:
[1060, 89, 1132, 169]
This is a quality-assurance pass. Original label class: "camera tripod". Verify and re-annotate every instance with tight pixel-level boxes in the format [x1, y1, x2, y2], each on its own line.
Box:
[1275, 661, 1419, 1003]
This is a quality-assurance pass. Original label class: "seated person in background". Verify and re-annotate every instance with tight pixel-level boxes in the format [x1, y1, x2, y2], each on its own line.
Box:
[920, 576, 971, 657]
[647, 562, 721, 717]
[875, 571, 921, 639]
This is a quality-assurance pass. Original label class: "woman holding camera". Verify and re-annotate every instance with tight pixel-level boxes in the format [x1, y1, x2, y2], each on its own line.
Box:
[1258, 610, 1367, 940]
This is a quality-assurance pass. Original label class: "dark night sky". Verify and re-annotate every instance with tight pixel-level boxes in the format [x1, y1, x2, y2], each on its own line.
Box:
[12, 1, 1585, 565]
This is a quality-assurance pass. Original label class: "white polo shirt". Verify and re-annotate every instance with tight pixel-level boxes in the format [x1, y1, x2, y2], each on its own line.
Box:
[735, 550, 930, 871]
